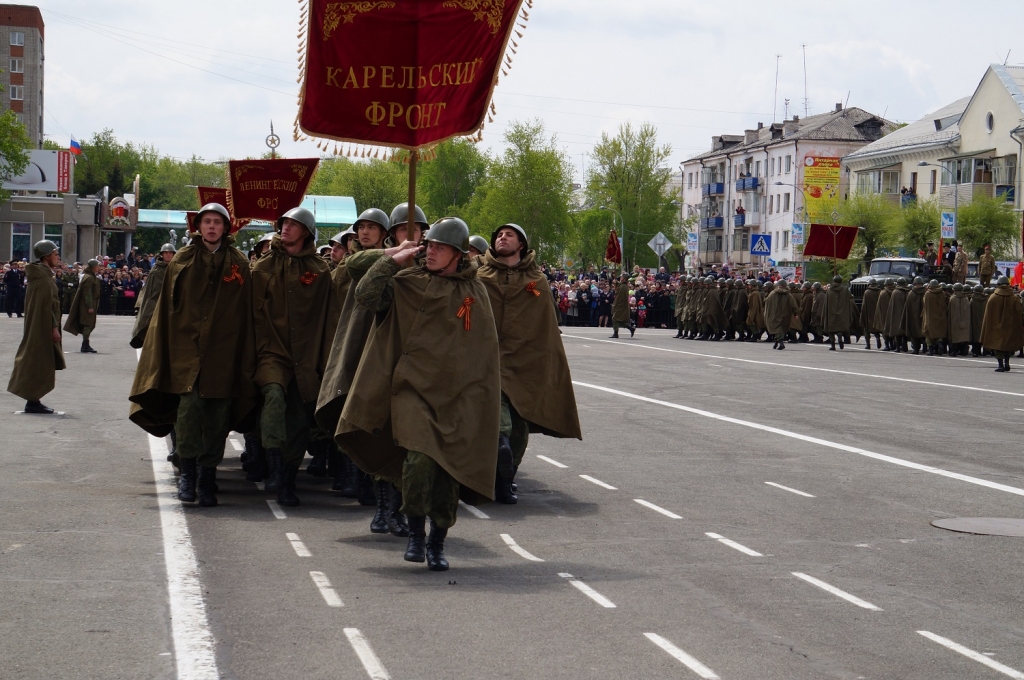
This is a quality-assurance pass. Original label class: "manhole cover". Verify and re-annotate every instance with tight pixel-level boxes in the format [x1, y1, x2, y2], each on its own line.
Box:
[931, 518, 1024, 537]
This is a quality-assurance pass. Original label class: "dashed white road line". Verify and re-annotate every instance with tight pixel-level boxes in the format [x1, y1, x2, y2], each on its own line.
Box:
[559, 573, 616, 608]
[765, 481, 816, 498]
[500, 533, 545, 562]
[918, 631, 1024, 679]
[537, 454, 568, 468]
[705, 532, 763, 557]
[564, 334, 1024, 398]
[459, 500, 490, 519]
[344, 628, 391, 680]
[229, 439, 244, 451]
[634, 498, 682, 519]
[147, 434, 218, 680]
[310, 571, 343, 607]
[266, 500, 287, 520]
[792, 572, 882, 611]
[644, 633, 720, 679]
[580, 474, 617, 490]
[576, 381, 1024, 499]
[286, 533, 311, 557]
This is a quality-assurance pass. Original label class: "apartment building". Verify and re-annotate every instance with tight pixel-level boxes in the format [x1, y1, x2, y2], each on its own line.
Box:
[0, 3, 43, 149]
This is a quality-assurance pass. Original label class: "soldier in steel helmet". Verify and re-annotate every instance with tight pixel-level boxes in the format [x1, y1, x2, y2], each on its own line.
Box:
[131, 244, 176, 350]
[468, 234, 489, 258]
[764, 277, 799, 349]
[981, 276, 1023, 371]
[970, 284, 987, 357]
[922, 279, 948, 356]
[129, 203, 257, 507]
[251, 232, 275, 264]
[860, 278, 883, 349]
[477, 223, 582, 503]
[7, 240, 65, 414]
[947, 282, 972, 356]
[337, 217, 500, 572]
[822, 275, 852, 350]
[745, 279, 765, 341]
[250, 206, 333, 507]
[63, 258, 102, 353]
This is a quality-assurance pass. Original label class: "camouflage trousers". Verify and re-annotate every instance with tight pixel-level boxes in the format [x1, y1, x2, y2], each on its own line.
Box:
[175, 390, 232, 468]
[401, 451, 460, 529]
[499, 392, 530, 470]
[260, 381, 314, 467]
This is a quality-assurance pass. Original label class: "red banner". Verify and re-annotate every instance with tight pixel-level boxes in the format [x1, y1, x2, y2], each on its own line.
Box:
[57, 151, 71, 193]
[297, 0, 526, 149]
[605, 229, 622, 264]
[227, 159, 319, 223]
[803, 224, 859, 259]
[195, 186, 253, 234]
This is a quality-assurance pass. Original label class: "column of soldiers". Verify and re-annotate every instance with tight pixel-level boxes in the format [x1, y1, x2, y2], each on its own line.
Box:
[122, 201, 580, 572]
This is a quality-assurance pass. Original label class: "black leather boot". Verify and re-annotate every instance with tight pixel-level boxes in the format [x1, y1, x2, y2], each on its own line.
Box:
[404, 515, 426, 563]
[277, 464, 300, 507]
[24, 400, 54, 414]
[426, 521, 449, 571]
[243, 434, 267, 482]
[495, 470, 518, 504]
[341, 456, 361, 497]
[996, 356, 1006, 372]
[388, 484, 409, 537]
[370, 480, 391, 533]
[265, 448, 284, 492]
[497, 434, 514, 480]
[177, 457, 197, 503]
[1005, 357, 1012, 372]
[305, 441, 329, 478]
[197, 466, 218, 507]
[357, 471, 376, 506]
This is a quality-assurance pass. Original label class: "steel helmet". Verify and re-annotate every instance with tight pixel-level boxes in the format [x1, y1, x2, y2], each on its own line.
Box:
[388, 203, 428, 232]
[490, 223, 528, 253]
[355, 208, 390, 232]
[468, 235, 489, 255]
[317, 245, 331, 256]
[426, 217, 470, 253]
[928, 279, 940, 288]
[913, 276, 924, 286]
[897, 277, 909, 285]
[885, 278, 895, 287]
[997, 275, 1010, 286]
[974, 284, 984, 293]
[33, 239, 58, 260]
[276, 206, 316, 237]
[812, 281, 821, 290]
[952, 282, 964, 292]
[832, 275, 842, 284]
[330, 228, 355, 248]
[85, 258, 100, 270]
[193, 203, 231, 232]
[802, 281, 811, 290]
[159, 243, 176, 254]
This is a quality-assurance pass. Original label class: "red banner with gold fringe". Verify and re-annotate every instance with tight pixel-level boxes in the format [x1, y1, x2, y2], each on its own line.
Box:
[194, 186, 254, 234]
[227, 159, 319, 223]
[296, 0, 528, 151]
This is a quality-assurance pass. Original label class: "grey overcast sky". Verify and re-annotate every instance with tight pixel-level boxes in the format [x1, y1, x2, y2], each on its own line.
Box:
[32, 0, 1024, 180]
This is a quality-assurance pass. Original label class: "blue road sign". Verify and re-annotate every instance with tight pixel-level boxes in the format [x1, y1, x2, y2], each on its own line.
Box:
[750, 234, 772, 256]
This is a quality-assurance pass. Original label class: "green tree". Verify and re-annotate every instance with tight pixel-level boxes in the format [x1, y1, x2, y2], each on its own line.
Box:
[894, 199, 941, 255]
[0, 77, 31, 203]
[586, 122, 677, 270]
[838, 192, 898, 261]
[306, 156, 407, 214]
[463, 119, 575, 264]
[956, 194, 1019, 258]
[418, 138, 486, 219]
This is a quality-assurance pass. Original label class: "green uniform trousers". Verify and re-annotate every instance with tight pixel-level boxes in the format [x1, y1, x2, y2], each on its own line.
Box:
[401, 451, 460, 529]
[175, 390, 232, 468]
[81, 325, 93, 341]
[260, 380, 314, 467]
[499, 392, 529, 470]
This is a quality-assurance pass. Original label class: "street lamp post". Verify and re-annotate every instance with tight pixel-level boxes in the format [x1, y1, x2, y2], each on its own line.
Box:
[918, 161, 957, 270]
[600, 205, 625, 275]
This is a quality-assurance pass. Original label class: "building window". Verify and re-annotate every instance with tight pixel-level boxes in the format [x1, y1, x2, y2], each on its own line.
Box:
[755, 160, 761, 176]
[986, 112, 995, 133]
[783, 230, 790, 248]
[785, 155, 792, 173]
[910, 171, 917, 194]
[881, 170, 899, 194]
[752, 195, 760, 212]
[783, 193, 791, 212]
[10, 57, 23, 73]
[9, 85, 23, 101]
[10, 31, 24, 46]
[771, 158, 775, 175]
[930, 169, 937, 194]
[14, 113, 23, 124]
[687, 172, 693, 189]
[45, 225, 62, 251]
[12, 223, 30, 262]
[993, 156, 1017, 185]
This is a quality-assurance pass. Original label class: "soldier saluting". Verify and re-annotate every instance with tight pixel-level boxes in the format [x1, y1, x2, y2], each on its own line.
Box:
[477, 224, 582, 503]
[129, 204, 257, 507]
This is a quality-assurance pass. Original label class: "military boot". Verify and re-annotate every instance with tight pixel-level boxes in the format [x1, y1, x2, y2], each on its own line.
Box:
[265, 448, 284, 492]
[357, 470, 376, 506]
[609, 330, 619, 338]
[829, 338, 837, 351]
[425, 520, 449, 571]
[177, 458, 198, 503]
[495, 470, 518, 504]
[1005, 356, 1012, 372]
[305, 441, 329, 478]
[197, 466, 218, 507]
[243, 433, 267, 482]
[340, 456, 361, 497]
[497, 434, 514, 480]
[838, 337, 845, 350]
[277, 464, 300, 507]
[388, 484, 410, 537]
[24, 400, 54, 414]
[996, 356, 1007, 372]
[370, 480, 391, 533]
[404, 515, 426, 563]
[81, 339, 96, 353]
[673, 327, 683, 338]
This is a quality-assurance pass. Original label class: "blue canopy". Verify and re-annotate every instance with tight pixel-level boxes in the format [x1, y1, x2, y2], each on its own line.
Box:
[137, 195, 358, 230]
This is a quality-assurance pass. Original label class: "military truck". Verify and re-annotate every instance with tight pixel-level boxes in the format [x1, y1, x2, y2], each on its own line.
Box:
[850, 257, 981, 306]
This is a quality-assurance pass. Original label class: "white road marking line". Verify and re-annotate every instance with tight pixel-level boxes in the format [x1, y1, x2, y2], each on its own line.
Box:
[344, 628, 391, 680]
[705, 532, 763, 557]
[558, 572, 616, 608]
[266, 500, 286, 519]
[580, 474, 617, 490]
[918, 631, 1024, 678]
[564, 334, 1024, 398]
[146, 435, 219, 680]
[310, 571, 343, 607]
[229, 439, 244, 451]
[792, 572, 882, 611]
[459, 500, 490, 519]
[286, 532, 311, 557]
[634, 498, 682, 519]
[536, 454, 568, 468]
[1015, 408, 1024, 412]
[500, 533, 545, 562]
[576, 381, 1024, 499]
[708, 364, 722, 367]
[644, 633, 720, 679]
[765, 481, 816, 498]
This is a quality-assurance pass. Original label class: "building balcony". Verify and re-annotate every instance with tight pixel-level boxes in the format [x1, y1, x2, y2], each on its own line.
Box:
[701, 183, 725, 197]
[700, 216, 724, 229]
[735, 176, 760, 192]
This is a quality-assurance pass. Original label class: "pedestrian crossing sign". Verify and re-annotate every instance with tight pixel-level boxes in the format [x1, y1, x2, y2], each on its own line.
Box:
[750, 234, 772, 256]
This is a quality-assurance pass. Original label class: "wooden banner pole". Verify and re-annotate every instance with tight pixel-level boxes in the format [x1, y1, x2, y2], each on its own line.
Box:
[407, 149, 418, 237]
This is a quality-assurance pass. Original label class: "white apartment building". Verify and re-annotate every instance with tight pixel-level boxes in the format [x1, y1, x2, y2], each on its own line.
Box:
[681, 104, 895, 271]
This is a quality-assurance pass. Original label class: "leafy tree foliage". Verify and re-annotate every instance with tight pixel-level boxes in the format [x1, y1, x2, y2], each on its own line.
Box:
[0, 106, 31, 204]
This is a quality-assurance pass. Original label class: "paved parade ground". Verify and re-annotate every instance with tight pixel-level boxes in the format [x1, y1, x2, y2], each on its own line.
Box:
[4, 316, 1024, 680]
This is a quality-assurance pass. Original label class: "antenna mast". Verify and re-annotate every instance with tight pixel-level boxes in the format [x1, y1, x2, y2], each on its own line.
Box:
[772, 54, 781, 124]
[802, 44, 809, 117]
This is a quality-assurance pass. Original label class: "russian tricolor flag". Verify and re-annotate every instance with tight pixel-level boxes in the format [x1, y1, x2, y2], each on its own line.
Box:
[69, 137, 82, 155]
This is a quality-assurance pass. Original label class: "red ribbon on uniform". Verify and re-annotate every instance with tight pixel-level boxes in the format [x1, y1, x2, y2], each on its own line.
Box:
[223, 264, 244, 285]
[456, 297, 475, 331]
[300, 271, 318, 285]
[525, 281, 541, 297]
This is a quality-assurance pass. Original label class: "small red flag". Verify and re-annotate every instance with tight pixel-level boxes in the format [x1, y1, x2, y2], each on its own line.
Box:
[605, 229, 622, 264]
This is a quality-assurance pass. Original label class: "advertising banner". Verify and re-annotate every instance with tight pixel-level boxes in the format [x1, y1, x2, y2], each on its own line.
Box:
[686, 232, 698, 252]
[802, 156, 840, 218]
[2, 149, 73, 192]
[791, 223, 804, 246]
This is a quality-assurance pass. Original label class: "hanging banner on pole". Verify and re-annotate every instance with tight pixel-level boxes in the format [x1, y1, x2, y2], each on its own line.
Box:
[802, 223, 859, 259]
[791, 223, 804, 246]
[227, 158, 320, 223]
[686, 232, 698, 252]
[941, 212, 956, 239]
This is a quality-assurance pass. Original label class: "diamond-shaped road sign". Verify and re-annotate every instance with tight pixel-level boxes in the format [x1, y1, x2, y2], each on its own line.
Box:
[648, 231, 673, 258]
[750, 234, 772, 256]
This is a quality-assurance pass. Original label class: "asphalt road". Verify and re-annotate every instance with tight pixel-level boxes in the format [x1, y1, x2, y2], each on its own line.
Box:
[3, 316, 1024, 679]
